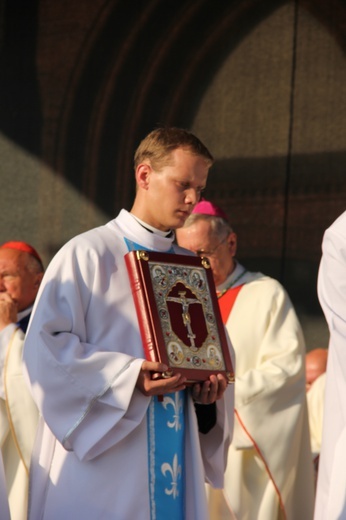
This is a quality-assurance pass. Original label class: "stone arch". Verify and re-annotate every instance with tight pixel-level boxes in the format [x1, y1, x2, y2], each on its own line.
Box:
[57, 0, 345, 215]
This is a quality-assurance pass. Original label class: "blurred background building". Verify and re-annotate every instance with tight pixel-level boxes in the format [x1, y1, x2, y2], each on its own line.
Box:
[0, 0, 345, 349]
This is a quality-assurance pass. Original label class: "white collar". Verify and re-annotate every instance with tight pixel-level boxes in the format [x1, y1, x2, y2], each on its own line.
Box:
[217, 262, 247, 293]
[113, 210, 176, 252]
[17, 305, 33, 322]
[131, 214, 173, 238]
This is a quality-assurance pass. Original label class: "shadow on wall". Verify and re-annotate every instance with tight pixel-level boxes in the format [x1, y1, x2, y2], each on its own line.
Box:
[202, 153, 345, 350]
[205, 152, 346, 264]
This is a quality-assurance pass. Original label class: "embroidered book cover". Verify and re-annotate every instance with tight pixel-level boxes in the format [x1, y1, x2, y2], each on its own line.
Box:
[125, 250, 234, 384]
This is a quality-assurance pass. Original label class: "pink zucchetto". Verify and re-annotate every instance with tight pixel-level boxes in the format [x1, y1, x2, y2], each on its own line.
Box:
[192, 199, 229, 221]
[0, 241, 43, 268]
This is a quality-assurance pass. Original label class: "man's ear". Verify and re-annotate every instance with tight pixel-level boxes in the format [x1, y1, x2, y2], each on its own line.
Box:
[135, 162, 151, 190]
[35, 272, 44, 289]
[228, 232, 237, 257]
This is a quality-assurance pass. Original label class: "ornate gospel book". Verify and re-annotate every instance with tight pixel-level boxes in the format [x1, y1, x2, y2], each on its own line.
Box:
[125, 250, 234, 384]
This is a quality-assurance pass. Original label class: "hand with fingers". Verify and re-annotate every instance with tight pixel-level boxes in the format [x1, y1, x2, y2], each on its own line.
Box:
[0, 293, 17, 331]
[136, 360, 187, 397]
[191, 373, 228, 404]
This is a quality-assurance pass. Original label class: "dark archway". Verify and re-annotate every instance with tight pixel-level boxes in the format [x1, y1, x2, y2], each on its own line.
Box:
[59, 0, 346, 216]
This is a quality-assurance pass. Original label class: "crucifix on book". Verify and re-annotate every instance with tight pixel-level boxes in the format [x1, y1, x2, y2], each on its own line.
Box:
[166, 291, 200, 351]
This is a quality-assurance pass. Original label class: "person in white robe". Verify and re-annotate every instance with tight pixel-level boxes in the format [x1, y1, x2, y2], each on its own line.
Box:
[176, 199, 315, 520]
[0, 450, 10, 520]
[0, 241, 43, 520]
[314, 210, 346, 520]
[23, 128, 234, 520]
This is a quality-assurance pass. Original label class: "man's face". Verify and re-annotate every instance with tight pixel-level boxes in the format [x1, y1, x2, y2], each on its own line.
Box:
[0, 249, 42, 311]
[176, 220, 237, 287]
[138, 148, 209, 231]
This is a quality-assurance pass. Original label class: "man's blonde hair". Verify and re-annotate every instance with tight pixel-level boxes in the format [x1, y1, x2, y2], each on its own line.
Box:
[134, 127, 214, 172]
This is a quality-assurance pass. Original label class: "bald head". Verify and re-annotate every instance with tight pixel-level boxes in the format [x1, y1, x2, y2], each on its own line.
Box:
[306, 348, 328, 390]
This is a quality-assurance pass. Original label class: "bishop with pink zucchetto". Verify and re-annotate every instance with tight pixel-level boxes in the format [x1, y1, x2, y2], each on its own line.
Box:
[176, 200, 315, 520]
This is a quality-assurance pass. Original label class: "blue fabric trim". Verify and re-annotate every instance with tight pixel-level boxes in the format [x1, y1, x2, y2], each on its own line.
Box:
[124, 237, 175, 254]
[148, 393, 186, 520]
[124, 236, 185, 519]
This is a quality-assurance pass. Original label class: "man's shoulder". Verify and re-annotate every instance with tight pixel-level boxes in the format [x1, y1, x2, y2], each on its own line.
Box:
[329, 210, 346, 231]
[245, 271, 280, 287]
[243, 272, 287, 299]
[56, 219, 121, 256]
[42, 221, 125, 282]
[325, 211, 346, 244]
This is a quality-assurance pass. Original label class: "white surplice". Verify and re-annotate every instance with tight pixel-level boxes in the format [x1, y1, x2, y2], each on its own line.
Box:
[211, 264, 315, 520]
[0, 324, 39, 520]
[23, 209, 234, 520]
[315, 211, 346, 520]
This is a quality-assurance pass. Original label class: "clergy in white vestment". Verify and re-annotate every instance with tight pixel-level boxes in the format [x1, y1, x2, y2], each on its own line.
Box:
[315, 210, 346, 520]
[0, 242, 43, 520]
[0, 450, 10, 520]
[176, 200, 315, 520]
[23, 128, 235, 520]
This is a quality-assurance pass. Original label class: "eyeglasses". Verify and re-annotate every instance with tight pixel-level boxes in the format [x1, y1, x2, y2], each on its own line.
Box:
[195, 235, 228, 258]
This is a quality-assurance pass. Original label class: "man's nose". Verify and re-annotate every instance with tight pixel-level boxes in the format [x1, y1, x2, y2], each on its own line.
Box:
[185, 188, 199, 205]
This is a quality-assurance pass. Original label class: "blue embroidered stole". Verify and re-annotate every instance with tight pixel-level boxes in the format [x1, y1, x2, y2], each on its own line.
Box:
[124, 236, 186, 519]
[148, 393, 186, 520]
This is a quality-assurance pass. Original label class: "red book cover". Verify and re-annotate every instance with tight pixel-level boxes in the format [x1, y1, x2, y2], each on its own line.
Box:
[125, 250, 234, 384]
